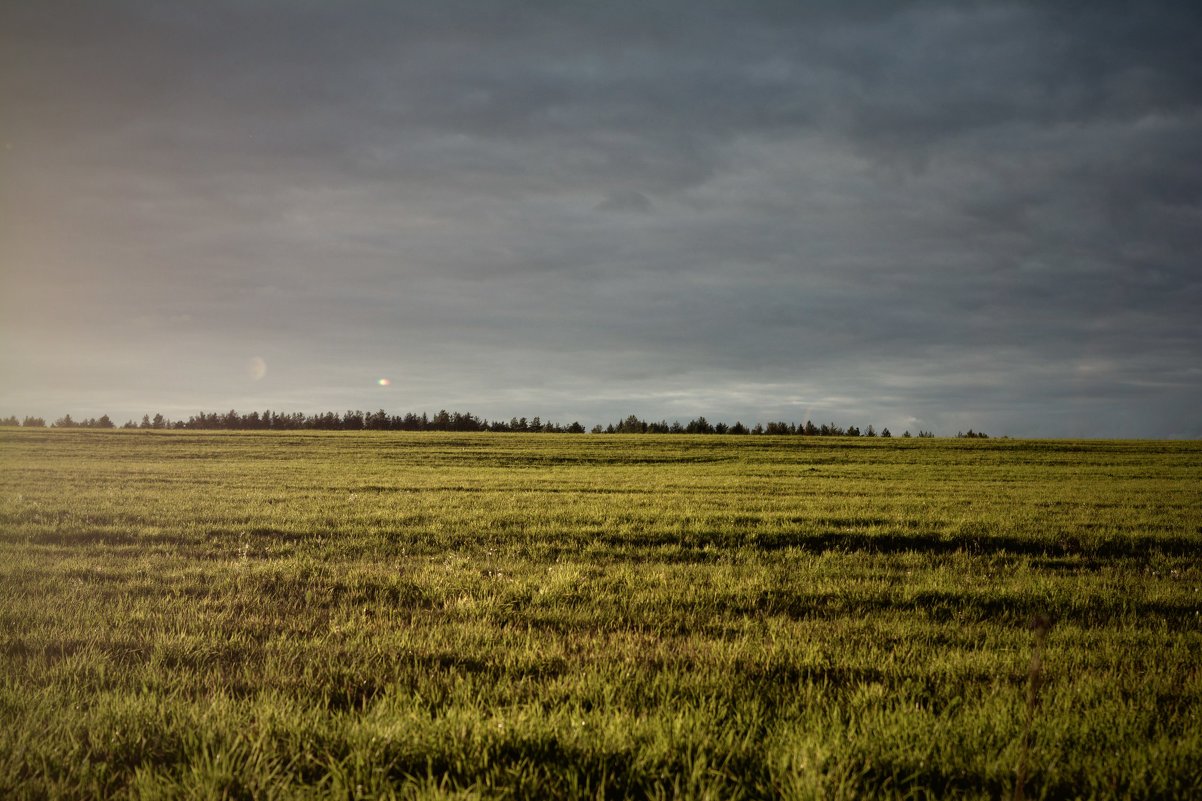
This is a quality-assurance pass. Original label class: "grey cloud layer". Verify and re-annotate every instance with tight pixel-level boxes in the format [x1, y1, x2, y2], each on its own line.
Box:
[2, 1, 1200, 435]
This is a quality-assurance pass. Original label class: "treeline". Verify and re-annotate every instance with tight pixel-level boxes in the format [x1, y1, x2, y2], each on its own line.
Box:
[0, 415, 114, 429]
[597, 414, 942, 437]
[2, 410, 980, 438]
[1, 410, 585, 433]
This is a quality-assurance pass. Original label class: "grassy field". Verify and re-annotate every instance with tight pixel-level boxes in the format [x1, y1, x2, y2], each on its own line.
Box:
[1, 429, 1199, 799]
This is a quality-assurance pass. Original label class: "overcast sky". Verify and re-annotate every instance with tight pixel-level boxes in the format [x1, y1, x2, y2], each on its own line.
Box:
[3, 1, 1200, 436]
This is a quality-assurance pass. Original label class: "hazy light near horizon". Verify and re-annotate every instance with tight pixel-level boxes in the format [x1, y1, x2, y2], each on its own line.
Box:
[247, 357, 267, 382]
[377, 379, 391, 387]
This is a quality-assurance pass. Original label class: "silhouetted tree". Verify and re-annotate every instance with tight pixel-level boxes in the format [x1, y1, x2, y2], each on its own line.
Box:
[614, 415, 646, 434]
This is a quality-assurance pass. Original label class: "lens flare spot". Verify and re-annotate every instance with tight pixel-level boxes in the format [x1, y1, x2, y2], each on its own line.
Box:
[377, 378, 391, 387]
[247, 357, 267, 381]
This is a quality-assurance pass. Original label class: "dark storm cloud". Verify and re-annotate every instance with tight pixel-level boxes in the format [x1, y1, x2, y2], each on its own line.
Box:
[2, 1, 1200, 435]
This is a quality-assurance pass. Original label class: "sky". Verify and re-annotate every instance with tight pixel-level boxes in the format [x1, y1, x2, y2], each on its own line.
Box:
[2, 1, 1200, 437]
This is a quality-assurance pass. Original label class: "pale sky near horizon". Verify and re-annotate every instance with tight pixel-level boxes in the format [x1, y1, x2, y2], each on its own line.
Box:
[3, 1, 1200, 437]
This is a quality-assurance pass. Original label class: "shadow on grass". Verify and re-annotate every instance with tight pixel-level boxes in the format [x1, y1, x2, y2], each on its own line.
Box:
[578, 529, 1201, 559]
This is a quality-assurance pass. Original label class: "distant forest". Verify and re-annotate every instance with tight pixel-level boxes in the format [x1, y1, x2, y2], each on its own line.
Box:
[0, 411, 991, 438]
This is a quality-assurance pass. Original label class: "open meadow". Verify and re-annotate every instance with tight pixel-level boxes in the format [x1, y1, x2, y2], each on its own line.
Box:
[1, 429, 1199, 799]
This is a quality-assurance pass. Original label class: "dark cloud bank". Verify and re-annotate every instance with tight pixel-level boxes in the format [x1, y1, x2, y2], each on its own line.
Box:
[3, 1, 1200, 436]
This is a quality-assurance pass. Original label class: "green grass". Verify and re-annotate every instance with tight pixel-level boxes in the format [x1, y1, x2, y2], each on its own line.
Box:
[1, 429, 1199, 799]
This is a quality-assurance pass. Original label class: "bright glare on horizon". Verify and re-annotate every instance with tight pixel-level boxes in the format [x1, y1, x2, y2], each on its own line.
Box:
[377, 378, 391, 387]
